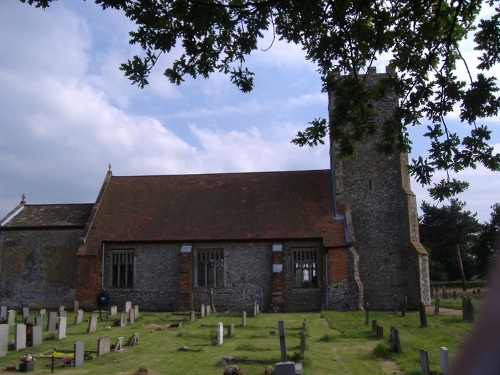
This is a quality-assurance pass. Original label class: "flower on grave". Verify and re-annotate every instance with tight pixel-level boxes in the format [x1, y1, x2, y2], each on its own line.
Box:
[63, 356, 72, 365]
[19, 354, 34, 363]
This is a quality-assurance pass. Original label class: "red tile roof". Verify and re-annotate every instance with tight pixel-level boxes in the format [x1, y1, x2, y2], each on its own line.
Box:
[1, 204, 93, 228]
[79, 170, 347, 255]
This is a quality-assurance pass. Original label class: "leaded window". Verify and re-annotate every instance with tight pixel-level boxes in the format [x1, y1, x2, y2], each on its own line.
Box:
[196, 249, 224, 287]
[294, 248, 318, 287]
[111, 250, 135, 288]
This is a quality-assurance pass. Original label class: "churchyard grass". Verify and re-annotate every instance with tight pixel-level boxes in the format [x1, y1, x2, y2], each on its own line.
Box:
[0, 307, 474, 374]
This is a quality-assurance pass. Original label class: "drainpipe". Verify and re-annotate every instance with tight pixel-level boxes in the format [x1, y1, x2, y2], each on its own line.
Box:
[325, 253, 329, 310]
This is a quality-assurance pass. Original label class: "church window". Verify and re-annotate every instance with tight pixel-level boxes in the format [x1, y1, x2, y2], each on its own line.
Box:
[294, 248, 318, 287]
[111, 250, 135, 288]
[196, 249, 224, 287]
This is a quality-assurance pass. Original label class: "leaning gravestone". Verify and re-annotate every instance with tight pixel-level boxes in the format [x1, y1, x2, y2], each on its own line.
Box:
[15, 324, 27, 350]
[440, 347, 450, 375]
[7, 310, 15, 325]
[420, 348, 430, 375]
[0, 306, 6, 320]
[0, 324, 8, 356]
[32, 326, 42, 346]
[88, 314, 97, 333]
[57, 316, 67, 339]
[98, 336, 111, 356]
[217, 322, 224, 346]
[74, 341, 84, 367]
[114, 337, 124, 352]
[47, 311, 58, 331]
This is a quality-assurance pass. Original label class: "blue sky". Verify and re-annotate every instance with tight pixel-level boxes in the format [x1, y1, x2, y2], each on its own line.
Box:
[1, 1, 499, 222]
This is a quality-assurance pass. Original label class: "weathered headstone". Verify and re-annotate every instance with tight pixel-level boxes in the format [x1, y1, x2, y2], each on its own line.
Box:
[372, 319, 377, 333]
[217, 322, 224, 346]
[0, 306, 6, 320]
[228, 324, 235, 337]
[114, 337, 124, 352]
[241, 310, 247, 327]
[129, 308, 135, 324]
[134, 305, 139, 319]
[31, 326, 42, 346]
[190, 310, 196, 322]
[35, 316, 43, 328]
[75, 310, 84, 324]
[120, 312, 127, 327]
[125, 301, 132, 313]
[390, 326, 401, 353]
[87, 314, 97, 333]
[97, 336, 111, 356]
[440, 346, 450, 375]
[0, 324, 9, 356]
[73, 300, 79, 312]
[420, 348, 430, 375]
[200, 304, 205, 318]
[15, 324, 27, 350]
[57, 316, 67, 339]
[376, 325, 384, 339]
[419, 301, 427, 328]
[7, 310, 15, 325]
[364, 302, 369, 325]
[434, 295, 440, 315]
[59, 306, 65, 315]
[74, 341, 84, 367]
[22, 307, 29, 323]
[47, 311, 58, 331]
[38, 309, 46, 319]
[109, 306, 118, 316]
[59, 310, 67, 317]
[276, 322, 296, 375]
[127, 332, 139, 346]
[206, 305, 211, 316]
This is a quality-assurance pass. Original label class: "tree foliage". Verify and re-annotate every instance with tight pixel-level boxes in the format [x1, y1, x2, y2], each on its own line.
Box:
[21, 0, 500, 199]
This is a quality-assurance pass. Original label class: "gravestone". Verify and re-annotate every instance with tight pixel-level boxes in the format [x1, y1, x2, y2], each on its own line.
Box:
[73, 301, 79, 312]
[390, 326, 401, 353]
[242, 310, 247, 327]
[275, 321, 295, 375]
[190, 310, 196, 322]
[434, 295, 440, 315]
[364, 302, 369, 325]
[120, 312, 127, 327]
[300, 330, 306, 359]
[206, 305, 211, 316]
[22, 307, 29, 323]
[74, 341, 84, 367]
[419, 348, 430, 375]
[47, 311, 58, 331]
[57, 316, 67, 339]
[376, 325, 384, 339]
[462, 296, 468, 321]
[253, 301, 258, 317]
[440, 346, 450, 375]
[88, 314, 97, 333]
[75, 310, 84, 325]
[419, 302, 427, 328]
[98, 336, 111, 355]
[109, 306, 118, 316]
[134, 305, 139, 319]
[35, 316, 43, 328]
[7, 310, 15, 325]
[466, 297, 475, 323]
[125, 301, 132, 313]
[129, 309, 135, 324]
[31, 326, 42, 346]
[200, 304, 205, 318]
[25, 316, 35, 326]
[114, 337, 124, 352]
[59, 306, 65, 316]
[0, 306, 6, 320]
[0, 324, 8, 356]
[372, 320, 377, 333]
[228, 324, 235, 337]
[38, 309, 46, 319]
[278, 321, 287, 362]
[15, 324, 27, 350]
[217, 322, 224, 346]
[302, 319, 307, 332]
[127, 332, 139, 346]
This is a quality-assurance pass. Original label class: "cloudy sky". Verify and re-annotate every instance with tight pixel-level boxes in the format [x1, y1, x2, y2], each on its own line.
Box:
[1, 1, 499, 223]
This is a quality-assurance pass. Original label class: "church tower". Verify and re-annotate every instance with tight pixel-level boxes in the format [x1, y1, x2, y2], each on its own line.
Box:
[330, 66, 430, 309]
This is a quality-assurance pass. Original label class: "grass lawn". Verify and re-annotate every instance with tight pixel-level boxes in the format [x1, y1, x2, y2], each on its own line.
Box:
[0, 306, 475, 374]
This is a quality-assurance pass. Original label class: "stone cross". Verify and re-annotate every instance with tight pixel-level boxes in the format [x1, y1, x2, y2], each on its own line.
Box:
[440, 346, 450, 375]
[419, 348, 430, 375]
[278, 320, 287, 362]
[217, 322, 224, 346]
[74, 341, 84, 367]
[0, 324, 9, 356]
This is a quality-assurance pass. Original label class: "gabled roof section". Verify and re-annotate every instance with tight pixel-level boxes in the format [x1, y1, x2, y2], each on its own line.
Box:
[79, 170, 347, 255]
[1, 204, 94, 229]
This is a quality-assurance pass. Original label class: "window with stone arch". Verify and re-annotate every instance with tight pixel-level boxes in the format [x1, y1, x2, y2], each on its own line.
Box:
[294, 248, 318, 288]
[110, 250, 135, 288]
[196, 249, 224, 287]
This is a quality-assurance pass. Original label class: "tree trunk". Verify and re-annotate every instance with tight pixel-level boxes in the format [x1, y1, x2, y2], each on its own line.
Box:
[456, 243, 467, 291]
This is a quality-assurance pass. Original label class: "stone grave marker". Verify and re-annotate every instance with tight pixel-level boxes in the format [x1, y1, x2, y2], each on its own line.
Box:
[75, 310, 84, 324]
[120, 312, 127, 327]
[129, 308, 135, 324]
[114, 337, 124, 352]
[300, 330, 306, 359]
[25, 316, 35, 326]
[57, 316, 67, 339]
[206, 305, 211, 316]
[31, 326, 42, 346]
[419, 348, 430, 375]
[466, 297, 475, 323]
[38, 309, 46, 319]
[22, 307, 29, 323]
[440, 347, 450, 375]
[228, 324, 235, 337]
[364, 302, 369, 325]
[190, 310, 196, 322]
[134, 305, 139, 319]
[73, 300, 79, 312]
[462, 296, 468, 321]
[376, 325, 384, 339]
[200, 304, 205, 318]
[278, 321, 287, 362]
[390, 326, 401, 353]
[59, 306, 65, 316]
[217, 322, 224, 345]
[87, 314, 97, 333]
[35, 316, 43, 328]
[253, 301, 258, 317]
[125, 301, 132, 313]
[0, 324, 8, 356]
[7, 310, 15, 325]
[434, 295, 440, 315]
[241, 310, 247, 327]
[419, 301, 427, 328]
[275, 321, 296, 375]
[0, 306, 6, 320]
[372, 320, 377, 333]
[127, 332, 139, 346]
[109, 306, 118, 316]
[15, 324, 27, 350]
[47, 311, 58, 331]
[98, 336, 111, 356]
[74, 341, 84, 367]
[59, 310, 67, 317]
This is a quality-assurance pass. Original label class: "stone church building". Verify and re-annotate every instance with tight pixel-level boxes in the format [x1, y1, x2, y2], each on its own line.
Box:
[0, 67, 430, 312]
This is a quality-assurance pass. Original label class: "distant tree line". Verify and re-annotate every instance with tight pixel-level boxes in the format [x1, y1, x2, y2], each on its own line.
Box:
[419, 200, 500, 289]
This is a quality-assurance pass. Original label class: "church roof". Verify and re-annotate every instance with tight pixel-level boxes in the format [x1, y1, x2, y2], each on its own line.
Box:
[1, 204, 93, 228]
[79, 169, 346, 255]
